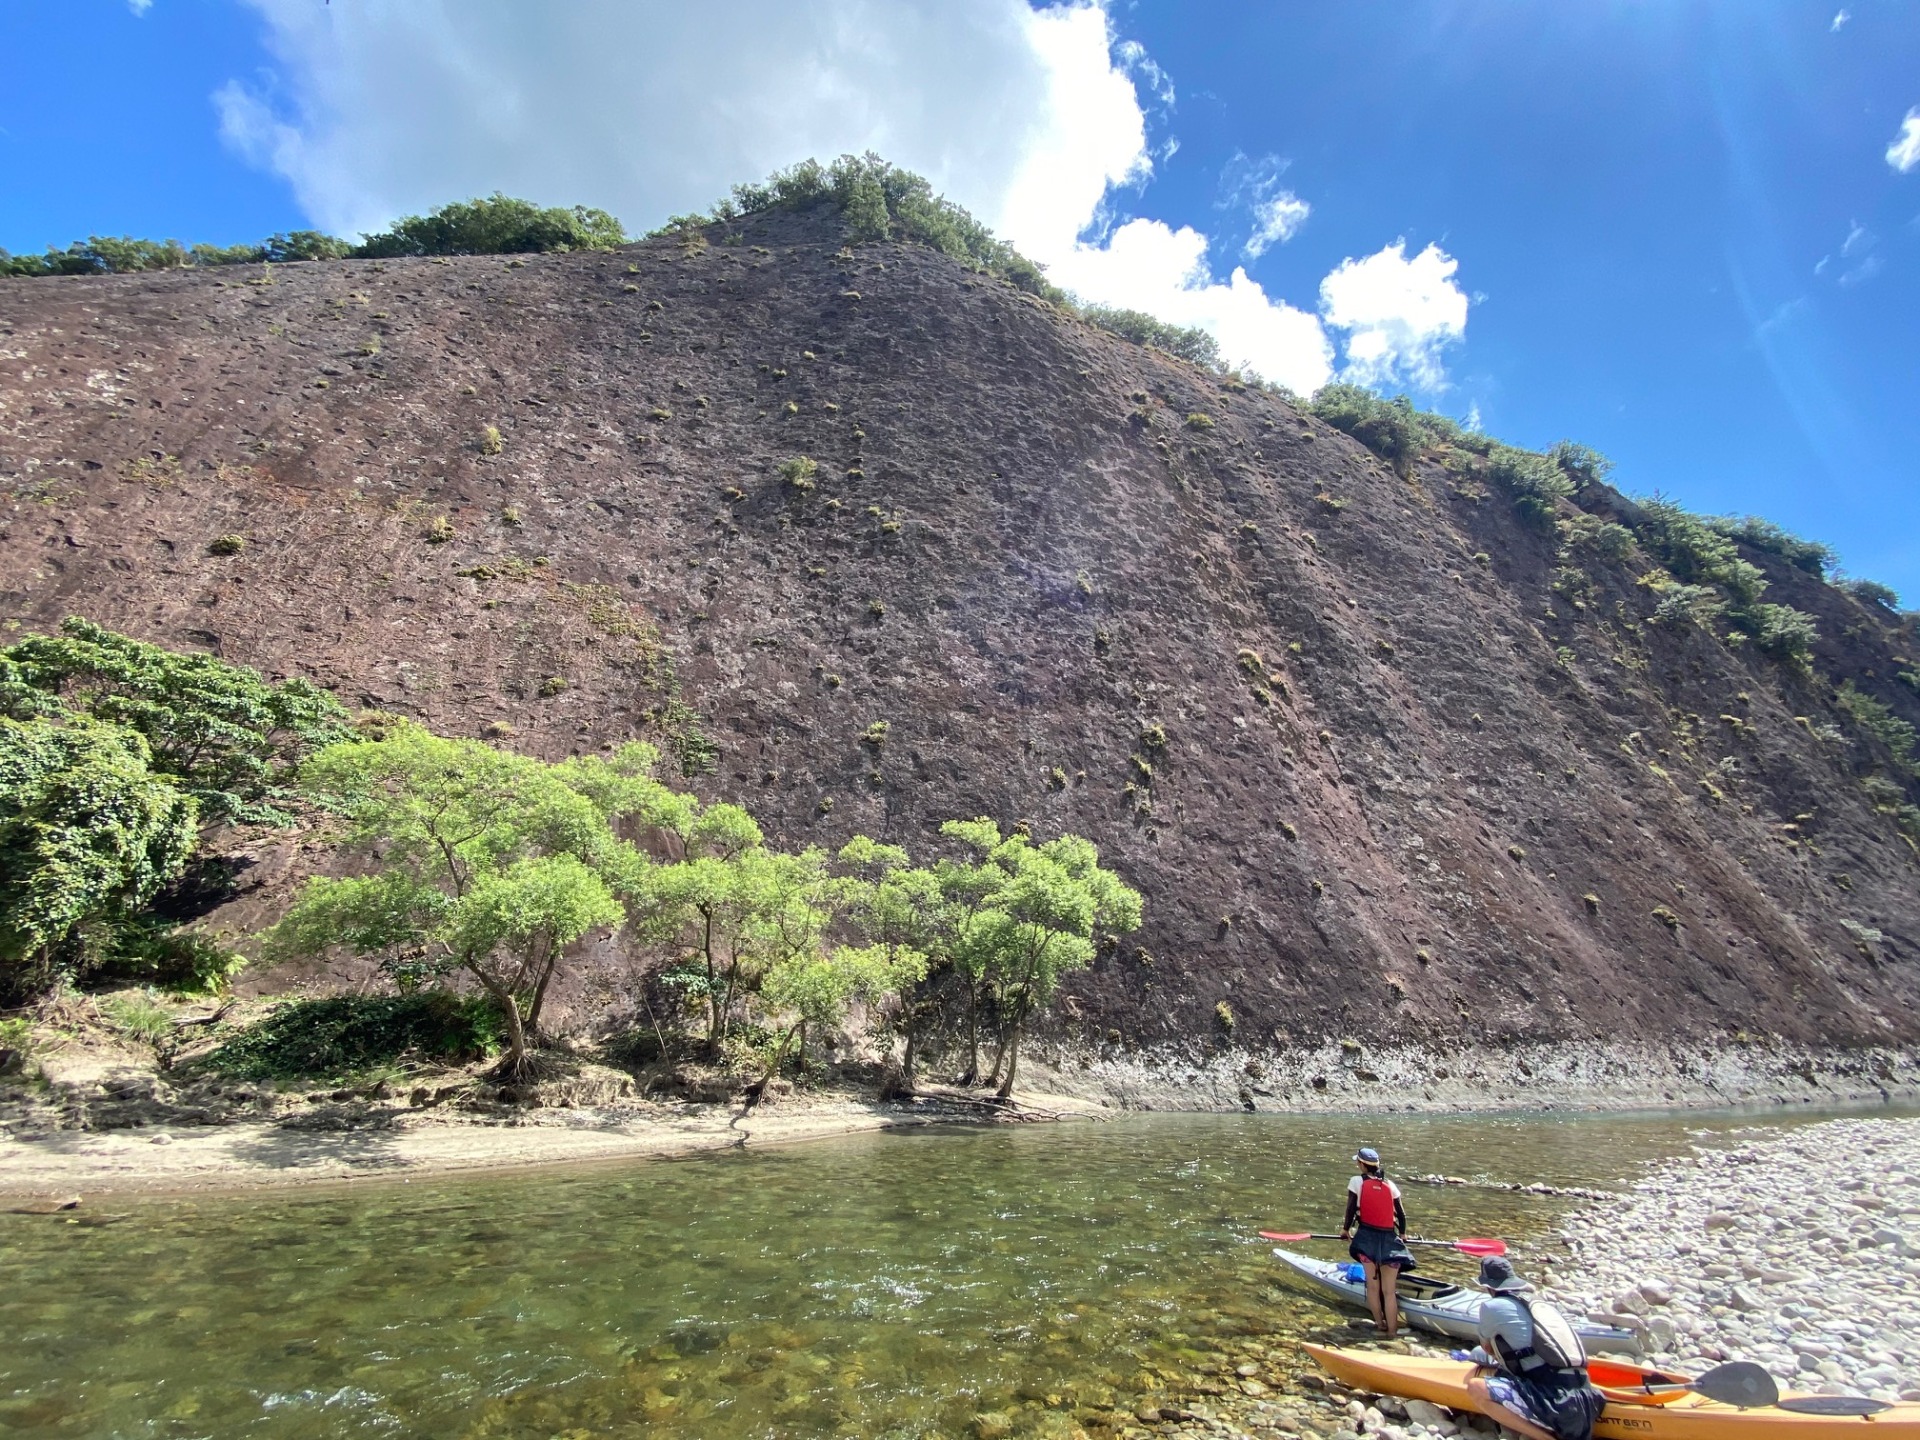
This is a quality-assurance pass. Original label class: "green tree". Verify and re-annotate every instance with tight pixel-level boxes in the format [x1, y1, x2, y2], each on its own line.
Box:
[940, 820, 1142, 1098]
[841, 165, 891, 242]
[354, 195, 627, 258]
[266, 725, 677, 1074]
[640, 805, 843, 1060]
[2, 618, 350, 825]
[832, 837, 943, 1085]
[2, 230, 349, 277]
[0, 717, 198, 1000]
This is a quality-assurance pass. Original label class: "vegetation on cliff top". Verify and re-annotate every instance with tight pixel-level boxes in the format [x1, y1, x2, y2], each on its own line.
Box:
[1, 194, 626, 276]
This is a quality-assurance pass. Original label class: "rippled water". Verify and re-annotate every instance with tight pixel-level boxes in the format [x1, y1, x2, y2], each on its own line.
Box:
[0, 1107, 1887, 1438]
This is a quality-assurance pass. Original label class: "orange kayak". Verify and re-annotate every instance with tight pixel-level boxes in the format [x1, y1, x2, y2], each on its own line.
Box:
[1301, 1345, 1920, 1440]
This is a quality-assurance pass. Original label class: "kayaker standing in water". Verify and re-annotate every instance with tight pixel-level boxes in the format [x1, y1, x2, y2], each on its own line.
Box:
[1455, 1256, 1606, 1440]
[1339, 1146, 1412, 1338]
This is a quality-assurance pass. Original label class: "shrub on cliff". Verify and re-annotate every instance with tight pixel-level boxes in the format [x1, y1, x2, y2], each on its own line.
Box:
[1486, 445, 1575, 525]
[1309, 384, 1421, 467]
[717, 153, 1063, 299]
[1706, 515, 1835, 578]
[1081, 307, 1222, 368]
[2, 230, 350, 277]
[353, 194, 626, 258]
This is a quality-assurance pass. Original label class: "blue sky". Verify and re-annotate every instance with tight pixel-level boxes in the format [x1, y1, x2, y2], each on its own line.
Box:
[5, 1, 1918, 598]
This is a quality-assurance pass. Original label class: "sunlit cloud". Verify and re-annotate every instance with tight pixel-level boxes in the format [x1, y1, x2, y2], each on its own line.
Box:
[1319, 240, 1469, 390]
[1887, 108, 1920, 173]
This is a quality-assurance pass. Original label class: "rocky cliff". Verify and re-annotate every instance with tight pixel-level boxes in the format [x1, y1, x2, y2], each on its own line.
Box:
[4, 204, 1917, 1055]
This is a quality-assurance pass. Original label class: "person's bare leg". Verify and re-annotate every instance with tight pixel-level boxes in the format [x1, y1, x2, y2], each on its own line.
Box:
[1381, 1262, 1401, 1339]
[1465, 1377, 1557, 1440]
[1360, 1258, 1385, 1328]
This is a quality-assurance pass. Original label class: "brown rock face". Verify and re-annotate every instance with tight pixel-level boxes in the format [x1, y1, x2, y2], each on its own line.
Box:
[3, 206, 1916, 1051]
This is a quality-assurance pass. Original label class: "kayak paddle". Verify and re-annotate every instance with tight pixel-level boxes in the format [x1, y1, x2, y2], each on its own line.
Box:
[1776, 1397, 1892, 1417]
[1258, 1230, 1508, 1257]
[1636, 1363, 1780, 1409]
[1590, 1359, 1774, 1408]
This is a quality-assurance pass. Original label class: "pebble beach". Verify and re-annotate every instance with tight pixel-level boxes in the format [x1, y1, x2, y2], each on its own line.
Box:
[1548, 1115, 1920, 1403]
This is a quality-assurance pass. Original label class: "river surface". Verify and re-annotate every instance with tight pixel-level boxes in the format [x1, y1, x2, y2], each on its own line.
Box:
[0, 1106, 1888, 1439]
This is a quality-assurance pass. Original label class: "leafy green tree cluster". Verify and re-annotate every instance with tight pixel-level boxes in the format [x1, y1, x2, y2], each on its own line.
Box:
[3, 194, 627, 278]
[1079, 306, 1222, 368]
[353, 194, 626, 258]
[0, 717, 197, 1000]
[266, 725, 679, 1076]
[936, 820, 1143, 1098]
[0, 620, 351, 1001]
[3, 618, 351, 824]
[264, 719, 1138, 1091]
[2, 231, 350, 277]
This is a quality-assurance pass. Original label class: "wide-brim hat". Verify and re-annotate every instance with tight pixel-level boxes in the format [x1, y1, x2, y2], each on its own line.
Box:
[1355, 1146, 1381, 1166]
[1477, 1255, 1534, 1293]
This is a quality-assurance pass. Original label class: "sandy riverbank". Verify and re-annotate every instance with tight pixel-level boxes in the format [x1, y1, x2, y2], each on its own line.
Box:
[0, 1088, 1102, 1199]
[5, 1029, 1917, 1200]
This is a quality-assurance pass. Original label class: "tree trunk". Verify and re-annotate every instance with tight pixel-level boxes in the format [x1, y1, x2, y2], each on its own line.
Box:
[478, 975, 530, 1079]
[525, 937, 559, 1034]
[795, 1017, 807, 1076]
[901, 1026, 918, 1090]
[983, 1026, 1010, 1090]
[996, 1021, 1022, 1100]
[962, 979, 980, 1085]
[757, 1022, 801, 1088]
[702, 911, 722, 1059]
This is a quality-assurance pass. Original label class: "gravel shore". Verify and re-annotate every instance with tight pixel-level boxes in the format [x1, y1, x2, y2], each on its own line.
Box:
[1546, 1115, 1920, 1404]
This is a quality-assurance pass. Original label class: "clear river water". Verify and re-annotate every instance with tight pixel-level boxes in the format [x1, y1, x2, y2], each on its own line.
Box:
[0, 1106, 1879, 1439]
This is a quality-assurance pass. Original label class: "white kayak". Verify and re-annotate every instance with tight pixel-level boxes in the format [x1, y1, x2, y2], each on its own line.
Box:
[1271, 1246, 1643, 1355]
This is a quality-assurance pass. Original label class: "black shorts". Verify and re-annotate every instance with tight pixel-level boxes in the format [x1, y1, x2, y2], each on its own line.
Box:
[1349, 1223, 1413, 1269]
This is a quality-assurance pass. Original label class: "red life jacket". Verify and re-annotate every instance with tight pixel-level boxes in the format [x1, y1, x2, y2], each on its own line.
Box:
[1357, 1175, 1397, 1228]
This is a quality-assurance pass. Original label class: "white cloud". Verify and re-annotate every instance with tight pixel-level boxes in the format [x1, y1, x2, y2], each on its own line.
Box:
[220, 0, 1069, 240]
[127, 0, 152, 13]
[1215, 153, 1311, 259]
[1888, 108, 1920, 173]
[216, 0, 1459, 398]
[1037, 215, 1334, 392]
[1817, 220, 1884, 286]
[1831, 9, 1850, 31]
[1246, 191, 1311, 256]
[1319, 241, 1469, 390]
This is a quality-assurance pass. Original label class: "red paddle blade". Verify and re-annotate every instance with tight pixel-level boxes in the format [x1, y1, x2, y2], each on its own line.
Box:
[1453, 1238, 1507, 1256]
[1259, 1231, 1313, 1241]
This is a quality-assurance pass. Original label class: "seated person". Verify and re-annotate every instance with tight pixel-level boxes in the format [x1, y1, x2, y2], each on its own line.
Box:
[1454, 1257, 1607, 1440]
